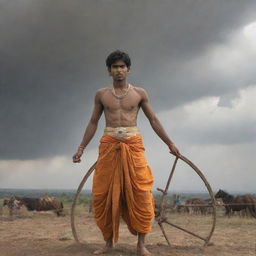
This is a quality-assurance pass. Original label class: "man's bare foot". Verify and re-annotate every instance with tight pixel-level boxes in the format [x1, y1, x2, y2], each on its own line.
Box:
[93, 246, 112, 255]
[137, 233, 152, 256]
[137, 245, 152, 256]
[93, 238, 113, 255]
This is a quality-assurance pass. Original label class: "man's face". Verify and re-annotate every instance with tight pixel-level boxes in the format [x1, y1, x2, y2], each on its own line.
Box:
[108, 60, 130, 81]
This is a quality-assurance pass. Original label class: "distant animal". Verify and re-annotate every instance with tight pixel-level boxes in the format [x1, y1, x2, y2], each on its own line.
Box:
[3, 196, 23, 216]
[185, 198, 207, 215]
[203, 198, 218, 214]
[4, 195, 64, 216]
[215, 189, 256, 218]
[154, 202, 175, 217]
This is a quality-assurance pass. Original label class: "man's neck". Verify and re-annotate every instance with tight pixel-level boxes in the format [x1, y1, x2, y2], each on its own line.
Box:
[113, 80, 128, 89]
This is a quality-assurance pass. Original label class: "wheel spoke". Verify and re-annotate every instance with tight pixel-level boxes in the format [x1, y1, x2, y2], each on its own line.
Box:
[163, 219, 207, 242]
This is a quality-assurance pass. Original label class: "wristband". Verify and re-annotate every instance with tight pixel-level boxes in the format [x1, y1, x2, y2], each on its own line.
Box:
[78, 145, 85, 151]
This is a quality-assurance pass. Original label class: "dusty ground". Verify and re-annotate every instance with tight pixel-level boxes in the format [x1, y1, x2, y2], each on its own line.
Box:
[0, 205, 255, 256]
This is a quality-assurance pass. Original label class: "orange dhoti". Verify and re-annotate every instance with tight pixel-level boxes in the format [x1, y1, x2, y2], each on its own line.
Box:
[92, 134, 154, 242]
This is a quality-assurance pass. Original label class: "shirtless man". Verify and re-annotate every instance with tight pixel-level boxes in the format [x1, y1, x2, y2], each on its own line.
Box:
[73, 50, 180, 256]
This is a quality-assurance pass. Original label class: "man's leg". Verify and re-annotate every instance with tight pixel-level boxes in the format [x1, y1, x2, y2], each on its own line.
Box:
[137, 233, 152, 256]
[93, 234, 113, 255]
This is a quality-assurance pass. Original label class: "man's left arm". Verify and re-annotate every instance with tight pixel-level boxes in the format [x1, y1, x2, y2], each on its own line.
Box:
[139, 88, 180, 156]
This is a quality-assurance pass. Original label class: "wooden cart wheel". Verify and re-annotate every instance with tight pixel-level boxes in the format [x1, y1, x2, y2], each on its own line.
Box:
[156, 155, 216, 246]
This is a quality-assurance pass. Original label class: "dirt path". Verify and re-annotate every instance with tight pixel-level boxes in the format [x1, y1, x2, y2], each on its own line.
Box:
[0, 209, 255, 256]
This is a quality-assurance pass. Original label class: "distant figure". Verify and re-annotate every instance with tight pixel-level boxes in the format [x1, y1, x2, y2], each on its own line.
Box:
[173, 194, 183, 213]
[174, 195, 181, 206]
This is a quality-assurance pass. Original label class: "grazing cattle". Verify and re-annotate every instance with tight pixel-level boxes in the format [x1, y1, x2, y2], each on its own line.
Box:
[185, 198, 207, 215]
[215, 189, 256, 218]
[4, 195, 64, 216]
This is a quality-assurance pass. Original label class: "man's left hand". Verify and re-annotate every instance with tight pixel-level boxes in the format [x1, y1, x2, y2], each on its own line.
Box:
[169, 143, 181, 157]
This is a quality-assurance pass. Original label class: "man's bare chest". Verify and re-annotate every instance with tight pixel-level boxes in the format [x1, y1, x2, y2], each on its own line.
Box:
[101, 90, 141, 112]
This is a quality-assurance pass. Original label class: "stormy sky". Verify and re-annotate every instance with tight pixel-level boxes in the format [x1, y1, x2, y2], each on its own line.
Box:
[1, 0, 256, 192]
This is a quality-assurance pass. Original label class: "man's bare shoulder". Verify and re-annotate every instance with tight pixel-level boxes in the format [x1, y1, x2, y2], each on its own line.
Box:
[95, 87, 110, 97]
[132, 86, 148, 98]
[96, 87, 110, 94]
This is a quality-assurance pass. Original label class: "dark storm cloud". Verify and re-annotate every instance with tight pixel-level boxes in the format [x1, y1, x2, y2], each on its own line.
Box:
[1, 0, 256, 159]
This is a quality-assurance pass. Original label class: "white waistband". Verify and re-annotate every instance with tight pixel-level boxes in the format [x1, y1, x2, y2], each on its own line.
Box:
[104, 126, 140, 138]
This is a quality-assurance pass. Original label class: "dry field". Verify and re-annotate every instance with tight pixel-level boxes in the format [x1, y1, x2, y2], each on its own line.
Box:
[0, 204, 255, 256]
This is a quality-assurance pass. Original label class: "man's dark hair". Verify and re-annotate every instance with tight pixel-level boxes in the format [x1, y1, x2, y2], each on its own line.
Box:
[106, 50, 131, 69]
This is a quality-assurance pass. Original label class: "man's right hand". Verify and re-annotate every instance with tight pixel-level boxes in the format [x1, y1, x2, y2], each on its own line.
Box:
[72, 151, 83, 163]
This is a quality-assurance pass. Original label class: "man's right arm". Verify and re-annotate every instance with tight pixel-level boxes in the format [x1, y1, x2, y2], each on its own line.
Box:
[73, 90, 104, 163]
